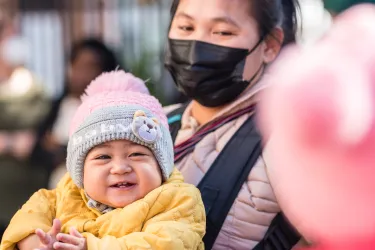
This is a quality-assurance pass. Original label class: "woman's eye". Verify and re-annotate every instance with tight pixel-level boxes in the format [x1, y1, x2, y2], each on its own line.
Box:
[178, 25, 194, 32]
[213, 31, 234, 36]
[95, 155, 110, 160]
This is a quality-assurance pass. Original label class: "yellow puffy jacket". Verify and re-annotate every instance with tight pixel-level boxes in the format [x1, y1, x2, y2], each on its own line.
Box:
[0, 169, 205, 250]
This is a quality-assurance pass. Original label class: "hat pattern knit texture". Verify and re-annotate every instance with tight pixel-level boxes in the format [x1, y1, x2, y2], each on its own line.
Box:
[66, 70, 174, 189]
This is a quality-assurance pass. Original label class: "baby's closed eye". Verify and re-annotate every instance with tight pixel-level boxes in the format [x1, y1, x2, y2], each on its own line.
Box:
[129, 152, 148, 158]
[95, 155, 111, 160]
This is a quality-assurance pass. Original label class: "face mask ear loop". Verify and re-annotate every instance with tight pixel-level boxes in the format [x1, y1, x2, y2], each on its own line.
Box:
[241, 36, 266, 82]
[246, 36, 265, 56]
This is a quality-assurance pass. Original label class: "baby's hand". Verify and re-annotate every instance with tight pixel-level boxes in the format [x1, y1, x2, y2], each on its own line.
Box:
[34, 219, 62, 250]
[54, 227, 87, 250]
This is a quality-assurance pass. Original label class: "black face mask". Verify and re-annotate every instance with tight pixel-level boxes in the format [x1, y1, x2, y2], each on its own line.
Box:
[164, 39, 264, 107]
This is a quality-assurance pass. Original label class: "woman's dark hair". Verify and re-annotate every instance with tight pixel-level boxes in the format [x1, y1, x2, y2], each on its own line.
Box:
[69, 38, 119, 72]
[170, 0, 300, 46]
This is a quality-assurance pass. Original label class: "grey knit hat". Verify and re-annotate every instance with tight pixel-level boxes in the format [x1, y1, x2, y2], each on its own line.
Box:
[66, 71, 174, 188]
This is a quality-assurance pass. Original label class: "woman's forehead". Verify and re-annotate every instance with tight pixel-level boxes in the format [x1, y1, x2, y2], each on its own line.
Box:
[175, 0, 253, 23]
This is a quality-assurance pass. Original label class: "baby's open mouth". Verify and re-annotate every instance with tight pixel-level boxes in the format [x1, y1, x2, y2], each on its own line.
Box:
[110, 182, 136, 189]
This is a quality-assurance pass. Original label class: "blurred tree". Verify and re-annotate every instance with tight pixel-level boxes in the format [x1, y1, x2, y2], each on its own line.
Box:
[324, 0, 375, 14]
[126, 50, 168, 105]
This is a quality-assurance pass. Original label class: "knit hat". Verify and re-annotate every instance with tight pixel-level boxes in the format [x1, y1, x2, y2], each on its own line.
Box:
[66, 70, 174, 188]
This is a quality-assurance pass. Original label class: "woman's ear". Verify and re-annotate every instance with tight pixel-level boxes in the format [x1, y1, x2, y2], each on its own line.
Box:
[262, 28, 284, 64]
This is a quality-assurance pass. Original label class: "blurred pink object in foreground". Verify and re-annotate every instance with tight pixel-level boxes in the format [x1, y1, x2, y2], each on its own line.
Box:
[258, 4, 375, 249]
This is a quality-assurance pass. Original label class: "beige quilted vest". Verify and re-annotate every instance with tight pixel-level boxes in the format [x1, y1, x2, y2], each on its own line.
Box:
[173, 82, 280, 250]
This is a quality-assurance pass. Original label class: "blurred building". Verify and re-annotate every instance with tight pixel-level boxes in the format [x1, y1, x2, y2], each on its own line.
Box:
[1, 0, 175, 103]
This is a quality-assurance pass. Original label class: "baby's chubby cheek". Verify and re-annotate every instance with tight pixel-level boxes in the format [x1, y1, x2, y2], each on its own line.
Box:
[140, 165, 162, 192]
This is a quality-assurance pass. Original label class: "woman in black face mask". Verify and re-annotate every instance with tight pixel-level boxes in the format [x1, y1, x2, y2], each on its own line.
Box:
[164, 0, 307, 249]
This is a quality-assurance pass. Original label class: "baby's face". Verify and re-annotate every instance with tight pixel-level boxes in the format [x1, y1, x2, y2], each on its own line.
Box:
[83, 140, 162, 208]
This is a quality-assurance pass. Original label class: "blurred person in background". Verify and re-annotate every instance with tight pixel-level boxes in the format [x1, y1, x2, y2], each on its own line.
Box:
[0, 11, 50, 239]
[32, 38, 120, 189]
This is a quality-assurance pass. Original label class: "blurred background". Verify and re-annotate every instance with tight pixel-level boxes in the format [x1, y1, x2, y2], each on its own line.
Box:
[0, 0, 373, 241]
[0, 0, 180, 104]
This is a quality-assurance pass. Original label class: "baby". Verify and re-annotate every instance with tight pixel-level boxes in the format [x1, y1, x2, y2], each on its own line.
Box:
[0, 71, 205, 250]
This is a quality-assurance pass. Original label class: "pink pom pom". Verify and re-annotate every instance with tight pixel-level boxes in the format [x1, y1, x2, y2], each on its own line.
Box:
[258, 3, 375, 247]
[81, 70, 150, 101]
[69, 70, 168, 136]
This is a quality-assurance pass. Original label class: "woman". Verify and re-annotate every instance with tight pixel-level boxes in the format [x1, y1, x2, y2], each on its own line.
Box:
[164, 0, 303, 249]
[32, 38, 120, 188]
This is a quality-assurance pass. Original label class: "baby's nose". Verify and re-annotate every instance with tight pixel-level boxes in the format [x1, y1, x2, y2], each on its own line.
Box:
[111, 161, 132, 174]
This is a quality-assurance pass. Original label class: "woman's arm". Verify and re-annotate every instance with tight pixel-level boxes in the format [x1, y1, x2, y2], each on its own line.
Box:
[263, 145, 312, 249]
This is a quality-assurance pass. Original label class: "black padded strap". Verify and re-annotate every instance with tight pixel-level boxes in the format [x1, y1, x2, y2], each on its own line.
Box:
[197, 115, 262, 249]
[254, 213, 300, 250]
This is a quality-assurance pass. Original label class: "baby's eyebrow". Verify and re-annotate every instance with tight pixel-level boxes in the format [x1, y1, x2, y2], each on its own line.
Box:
[127, 143, 146, 149]
[91, 141, 148, 151]
[94, 143, 111, 149]
[126, 143, 151, 152]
